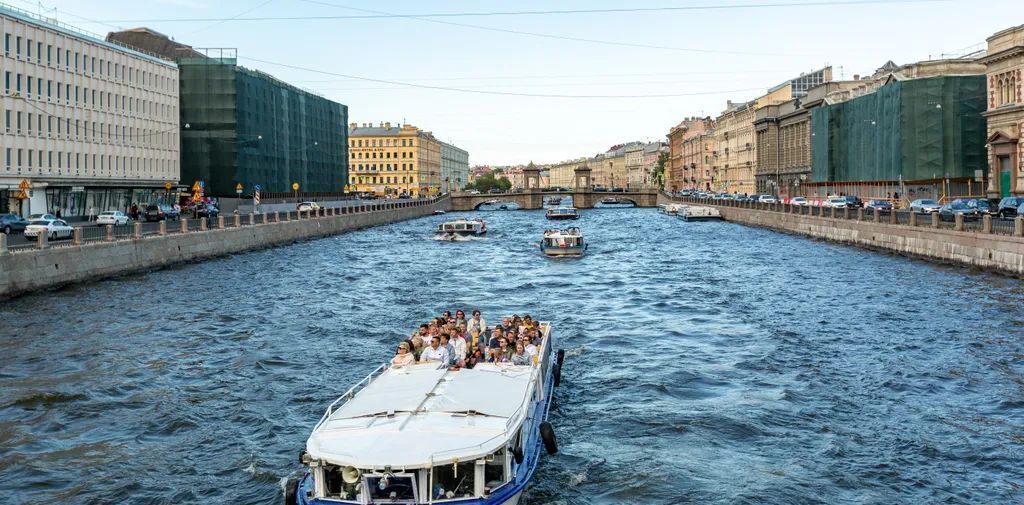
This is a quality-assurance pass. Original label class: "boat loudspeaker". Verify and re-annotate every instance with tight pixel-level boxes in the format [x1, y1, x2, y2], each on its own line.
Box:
[342, 466, 362, 484]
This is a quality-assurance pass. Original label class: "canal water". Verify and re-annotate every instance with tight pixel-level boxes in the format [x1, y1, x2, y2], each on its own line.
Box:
[1, 208, 1022, 504]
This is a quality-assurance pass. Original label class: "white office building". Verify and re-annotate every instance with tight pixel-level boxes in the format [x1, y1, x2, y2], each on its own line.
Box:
[1, 4, 179, 219]
[440, 141, 469, 193]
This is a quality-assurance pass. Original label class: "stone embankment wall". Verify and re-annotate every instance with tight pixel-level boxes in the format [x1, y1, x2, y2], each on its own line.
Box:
[0, 198, 450, 301]
[691, 201, 1024, 277]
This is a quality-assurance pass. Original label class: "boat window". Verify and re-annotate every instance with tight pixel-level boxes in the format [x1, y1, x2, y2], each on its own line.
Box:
[322, 465, 361, 502]
[484, 447, 508, 494]
[430, 461, 476, 501]
[366, 474, 417, 504]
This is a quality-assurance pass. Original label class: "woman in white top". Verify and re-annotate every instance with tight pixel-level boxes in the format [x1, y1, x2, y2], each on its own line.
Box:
[392, 342, 415, 367]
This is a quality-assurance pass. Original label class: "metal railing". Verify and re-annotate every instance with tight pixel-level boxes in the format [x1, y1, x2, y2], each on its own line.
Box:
[2, 196, 446, 254]
[668, 195, 1024, 238]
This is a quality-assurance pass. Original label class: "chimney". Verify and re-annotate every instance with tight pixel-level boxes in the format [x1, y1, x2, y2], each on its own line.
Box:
[349, 122, 357, 130]
[379, 122, 384, 128]
[385, 122, 391, 129]
[853, 74, 860, 81]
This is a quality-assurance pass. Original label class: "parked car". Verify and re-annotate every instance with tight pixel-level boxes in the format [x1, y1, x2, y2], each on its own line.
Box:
[964, 198, 996, 216]
[938, 200, 980, 221]
[0, 213, 30, 235]
[996, 197, 1023, 218]
[297, 201, 321, 212]
[839, 195, 863, 208]
[97, 211, 131, 226]
[487, 188, 504, 194]
[23, 219, 74, 240]
[909, 199, 942, 213]
[758, 195, 779, 204]
[789, 196, 809, 206]
[864, 199, 893, 211]
[27, 213, 57, 221]
[144, 204, 169, 222]
[593, 186, 609, 192]
[161, 204, 180, 221]
[194, 204, 220, 219]
[824, 196, 848, 208]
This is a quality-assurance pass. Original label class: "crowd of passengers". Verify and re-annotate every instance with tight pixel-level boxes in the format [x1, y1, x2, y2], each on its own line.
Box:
[391, 310, 544, 369]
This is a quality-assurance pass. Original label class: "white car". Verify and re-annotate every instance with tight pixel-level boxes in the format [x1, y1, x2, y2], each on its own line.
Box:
[297, 202, 321, 212]
[23, 219, 74, 240]
[758, 195, 779, 204]
[96, 211, 130, 226]
[789, 196, 809, 206]
[825, 197, 848, 208]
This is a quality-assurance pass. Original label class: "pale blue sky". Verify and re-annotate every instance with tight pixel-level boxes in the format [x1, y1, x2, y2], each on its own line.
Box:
[21, 0, 1016, 165]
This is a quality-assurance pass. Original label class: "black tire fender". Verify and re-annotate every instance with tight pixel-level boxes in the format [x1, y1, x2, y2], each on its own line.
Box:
[552, 363, 561, 387]
[540, 422, 558, 455]
[284, 476, 300, 505]
[512, 446, 524, 465]
[556, 349, 565, 367]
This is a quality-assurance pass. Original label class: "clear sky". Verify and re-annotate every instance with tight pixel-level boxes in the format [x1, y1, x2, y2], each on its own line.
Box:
[21, 0, 1018, 165]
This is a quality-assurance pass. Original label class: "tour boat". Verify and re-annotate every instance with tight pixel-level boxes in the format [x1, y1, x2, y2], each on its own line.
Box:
[540, 228, 587, 257]
[599, 197, 621, 205]
[679, 206, 723, 222]
[545, 207, 579, 220]
[436, 218, 487, 240]
[286, 322, 563, 505]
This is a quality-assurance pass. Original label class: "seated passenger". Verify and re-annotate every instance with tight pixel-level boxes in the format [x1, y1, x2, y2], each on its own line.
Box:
[411, 336, 426, 360]
[454, 309, 466, 328]
[420, 335, 450, 364]
[465, 348, 485, 369]
[492, 338, 511, 363]
[466, 310, 486, 338]
[439, 333, 459, 367]
[522, 336, 537, 357]
[392, 342, 415, 367]
[450, 329, 468, 365]
[488, 327, 504, 351]
[511, 343, 531, 366]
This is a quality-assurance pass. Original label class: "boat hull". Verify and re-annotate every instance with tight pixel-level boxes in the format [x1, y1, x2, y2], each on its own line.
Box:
[682, 215, 722, 222]
[545, 214, 578, 220]
[541, 245, 585, 256]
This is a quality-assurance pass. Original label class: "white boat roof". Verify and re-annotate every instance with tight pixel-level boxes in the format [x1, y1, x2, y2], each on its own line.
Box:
[307, 363, 536, 469]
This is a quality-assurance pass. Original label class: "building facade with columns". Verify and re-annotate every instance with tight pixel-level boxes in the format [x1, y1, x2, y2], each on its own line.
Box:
[668, 117, 714, 192]
[712, 101, 757, 195]
[439, 141, 469, 193]
[348, 122, 440, 197]
[546, 157, 586, 188]
[981, 24, 1024, 198]
[624, 142, 644, 188]
[2, 5, 180, 218]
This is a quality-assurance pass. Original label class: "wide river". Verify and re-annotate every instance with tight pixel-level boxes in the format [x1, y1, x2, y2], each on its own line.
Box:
[1, 207, 1022, 505]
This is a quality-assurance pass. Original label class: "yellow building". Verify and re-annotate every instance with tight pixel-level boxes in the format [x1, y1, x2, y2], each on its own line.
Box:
[347, 122, 442, 197]
[546, 158, 587, 188]
[712, 101, 757, 195]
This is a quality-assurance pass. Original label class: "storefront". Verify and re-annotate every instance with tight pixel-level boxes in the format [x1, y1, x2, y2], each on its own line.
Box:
[44, 187, 177, 220]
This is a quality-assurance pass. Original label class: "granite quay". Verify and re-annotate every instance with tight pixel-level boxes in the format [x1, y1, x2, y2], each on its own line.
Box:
[665, 193, 1024, 277]
[0, 197, 449, 301]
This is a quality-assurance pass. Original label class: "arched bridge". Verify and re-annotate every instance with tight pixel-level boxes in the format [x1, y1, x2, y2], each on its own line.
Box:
[450, 189, 658, 211]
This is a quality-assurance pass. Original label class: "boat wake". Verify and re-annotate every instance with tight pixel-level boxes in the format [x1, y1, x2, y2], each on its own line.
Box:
[430, 234, 484, 242]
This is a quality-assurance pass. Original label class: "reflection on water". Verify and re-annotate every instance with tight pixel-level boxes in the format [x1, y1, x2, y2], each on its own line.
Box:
[1, 208, 1022, 504]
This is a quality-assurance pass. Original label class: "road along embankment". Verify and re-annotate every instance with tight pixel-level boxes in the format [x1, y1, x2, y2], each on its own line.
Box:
[0, 198, 450, 301]
[664, 197, 1024, 277]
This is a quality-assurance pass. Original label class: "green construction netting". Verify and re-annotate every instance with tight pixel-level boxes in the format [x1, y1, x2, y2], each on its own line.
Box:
[179, 59, 348, 196]
[811, 75, 986, 183]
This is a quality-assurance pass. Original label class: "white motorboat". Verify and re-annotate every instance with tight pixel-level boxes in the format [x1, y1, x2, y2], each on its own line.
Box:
[287, 322, 562, 505]
[659, 203, 688, 215]
[436, 218, 487, 239]
[540, 228, 586, 257]
[679, 205, 723, 222]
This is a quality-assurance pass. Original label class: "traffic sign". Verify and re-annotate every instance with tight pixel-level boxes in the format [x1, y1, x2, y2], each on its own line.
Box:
[14, 190, 28, 200]
[292, 182, 300, 191]
[164, 181, 173, 190]
[192, 181, 202, 192]
[253, 184, 262, 191]
[18, 179, 30, 190]
[235, 183, 243, 196]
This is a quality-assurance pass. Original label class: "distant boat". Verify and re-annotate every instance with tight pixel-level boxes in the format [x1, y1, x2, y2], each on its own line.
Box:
[679, 206, 722, 222]
[545, 207, 579, 220]
[659, 203, 687, 215]
[547, 196, 563, 206]
[600, 197, 621, 205]
[541, 227, 586, 257]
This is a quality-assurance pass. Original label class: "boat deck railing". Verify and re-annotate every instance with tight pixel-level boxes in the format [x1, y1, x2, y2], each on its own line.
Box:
[313, 362, 389, 432]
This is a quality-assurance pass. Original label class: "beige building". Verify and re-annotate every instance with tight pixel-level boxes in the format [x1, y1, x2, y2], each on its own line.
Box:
[668, 118, 715, 192]
[546, 157, 586, 188]
[981, 24, 1024, 197]
[712, 101, 757, 195]
[348, 122, 441, 197]
[592, 147, 626, 189]
[624, 142, 645, 188]
[1, 5, 180, 218]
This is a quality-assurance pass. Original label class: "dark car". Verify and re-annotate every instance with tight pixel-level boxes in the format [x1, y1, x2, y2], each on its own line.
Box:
[193, 204, 220, 219]
[964, 198, 996, 216]
[610, 187, 625, 193]
[144, 204, 166, 222]
[840, 195, 864, 208]
[487, 188, 503, 194]
[593, 186, 609, 192]
[996, 197, 1023, 219]
[864, 199, 893, 211]
[938, 200, 979, 222]
[0, 213, 30, 235]
[161, 204, 180, 221]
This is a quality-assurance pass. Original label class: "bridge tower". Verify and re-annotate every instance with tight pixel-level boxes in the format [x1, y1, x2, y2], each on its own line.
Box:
[573, 165, 594, 209]
[523, 162, 543, 209]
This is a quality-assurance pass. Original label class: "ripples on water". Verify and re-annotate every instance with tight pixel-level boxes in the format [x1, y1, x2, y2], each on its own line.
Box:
[1, 208, 1022, 505]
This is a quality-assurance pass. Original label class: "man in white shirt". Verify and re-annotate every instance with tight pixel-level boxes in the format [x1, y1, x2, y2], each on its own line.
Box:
[420, 336, 449, 365]
[523, 336, 537, 357]
[450, 330, 468, 366]
[466, 310, 486, 338]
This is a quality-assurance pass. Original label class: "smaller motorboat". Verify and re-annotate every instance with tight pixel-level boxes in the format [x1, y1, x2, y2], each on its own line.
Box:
[679, 206, 723, 222]
[436, 218, 487, 239]
[545, 207, 579, 220]
[547, 196, 563, 206]
[659, 203, 688, 215]
[600, 197, 621, 205]
[541, 227, 586, 257]
[432, 209, 446, 215]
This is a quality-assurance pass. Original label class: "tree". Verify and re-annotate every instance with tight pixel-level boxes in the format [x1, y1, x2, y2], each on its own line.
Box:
[653, 151, 669, 188]
[497, 176, 512, 191]
[467, 171, 500, 192]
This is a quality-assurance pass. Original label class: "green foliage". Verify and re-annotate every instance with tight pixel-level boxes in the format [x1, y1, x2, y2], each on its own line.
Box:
[466, 171, 505, 192]
[653, 151, 669, 187]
